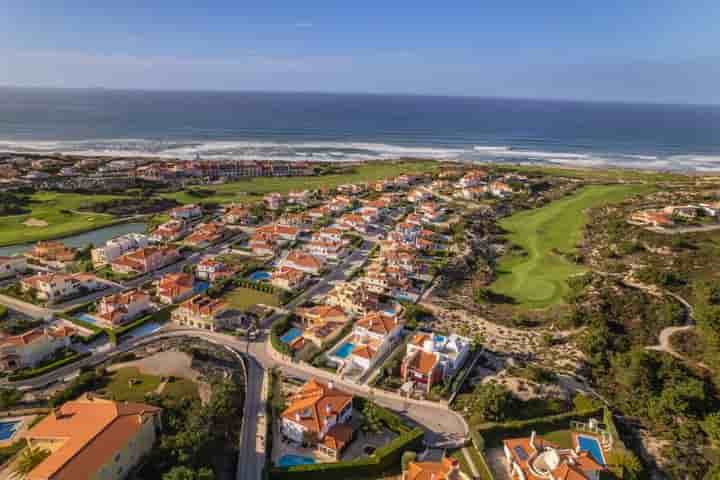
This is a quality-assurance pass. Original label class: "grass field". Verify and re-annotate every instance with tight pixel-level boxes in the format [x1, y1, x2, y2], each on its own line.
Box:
[102, 367, 163, 402]
[0, 192, 126, 247]
[224, 286, 280, 310]
[490, 184, 653, 309]
[162, 160, 439, 204]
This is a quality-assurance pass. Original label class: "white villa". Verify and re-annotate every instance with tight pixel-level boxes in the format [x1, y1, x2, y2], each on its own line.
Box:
[91, 233, 150, 267]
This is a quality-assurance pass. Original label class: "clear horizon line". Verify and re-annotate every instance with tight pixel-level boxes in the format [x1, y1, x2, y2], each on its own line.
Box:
[0, 83, 718, 109]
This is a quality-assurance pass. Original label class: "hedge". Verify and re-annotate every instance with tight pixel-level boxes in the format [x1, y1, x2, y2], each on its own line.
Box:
[476, 407, 604, 448]
[115, 306, 174, 341]
[269, 427, 423, 480]
[270, 316, 292, 356]
[9, 351, 91, 381]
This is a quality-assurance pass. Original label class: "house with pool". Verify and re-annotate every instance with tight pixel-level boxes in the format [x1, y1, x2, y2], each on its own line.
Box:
[280, 379, 354, 460]
[503, 430, 608, 480]
[0, 325, 75, 372]
[400, 332, 471, 395]
[157, 272, 196, 304]
[296, 305, 350, 347]
[96, 289, 152, 327]
[330, 310, 404, 373]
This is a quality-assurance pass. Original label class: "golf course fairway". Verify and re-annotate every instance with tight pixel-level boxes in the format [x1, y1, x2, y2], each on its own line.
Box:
[490, 184, 649, 309]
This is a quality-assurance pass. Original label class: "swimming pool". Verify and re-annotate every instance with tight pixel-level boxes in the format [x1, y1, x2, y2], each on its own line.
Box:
[76, 313, 98, 324]
[123, 321, 163, 341]
[194, 281, 210, 294]
[0, 421, 20, 441]
[577, 434, 606, 466]
[277, 454, 316, 468]
[280, 328, 302, 344]
[334, 342, 355, 359]
[249, 271, 271, 281]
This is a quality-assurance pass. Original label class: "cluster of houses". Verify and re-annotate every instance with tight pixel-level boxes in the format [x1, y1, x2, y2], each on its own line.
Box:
[452, 169, 519, 200]
[630, 202, 720, 228]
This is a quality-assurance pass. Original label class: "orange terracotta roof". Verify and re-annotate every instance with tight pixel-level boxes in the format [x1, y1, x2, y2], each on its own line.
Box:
[323, 423, 354, 451]
[281, 379, 353, 434]
[408, 350, 439, 375]
[25, 395, 161, 480]
[405, 457, 460, 480]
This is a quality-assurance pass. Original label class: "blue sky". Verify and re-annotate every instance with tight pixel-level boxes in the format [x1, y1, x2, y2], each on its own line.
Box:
[1, 1, 719, 103]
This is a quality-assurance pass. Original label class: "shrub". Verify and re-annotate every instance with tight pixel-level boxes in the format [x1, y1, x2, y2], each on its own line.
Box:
[401, 451, 417, 471]
[10, 352, 91, 381]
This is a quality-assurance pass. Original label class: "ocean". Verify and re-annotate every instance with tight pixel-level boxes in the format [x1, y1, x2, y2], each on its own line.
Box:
[1, 87, 720, 171]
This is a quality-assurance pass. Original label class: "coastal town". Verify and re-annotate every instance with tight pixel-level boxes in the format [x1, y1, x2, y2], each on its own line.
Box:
[0, 154, 718, 480]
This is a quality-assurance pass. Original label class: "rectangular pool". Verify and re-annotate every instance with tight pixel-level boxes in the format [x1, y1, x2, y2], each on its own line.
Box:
[577, 434, 606, 466]
[278, 454, 316, 468]
[280, 328, 302, 344]
[76, 313, 98, 324]
[334, 342, 355, 359]
[0, 421, 20, 441]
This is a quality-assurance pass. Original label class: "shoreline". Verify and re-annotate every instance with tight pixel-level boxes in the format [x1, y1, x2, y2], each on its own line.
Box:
[1, 148, 719, 176]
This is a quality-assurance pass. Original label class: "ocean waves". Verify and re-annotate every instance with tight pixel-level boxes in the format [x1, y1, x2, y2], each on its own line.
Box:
[1, 138, 719, 171]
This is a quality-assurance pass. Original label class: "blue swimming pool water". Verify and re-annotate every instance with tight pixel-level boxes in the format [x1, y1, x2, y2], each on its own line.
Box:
[278, 454, 316, 468]
[76, 313, 98, 324]
[334, 342, 355, 359]
[280, 328, 302, 344]
[249, 271, 271, 281]
[577, 435, 606, 466]
[434, 334, 446, 343]
[123, 321, 162, 340]
[194, 281, 210, 294]
[0, 421, 20, 441]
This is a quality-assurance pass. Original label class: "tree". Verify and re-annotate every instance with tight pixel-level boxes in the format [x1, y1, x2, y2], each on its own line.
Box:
[162, 466, 215, 480]
[607, 450, 642, 479]
[15, 447, 51, 476]
[401, 451, 417, 470]
[702, 412, 720, 443]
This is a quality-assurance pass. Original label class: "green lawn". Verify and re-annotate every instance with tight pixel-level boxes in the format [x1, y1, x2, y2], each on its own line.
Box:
[162, 377, 199, 400]
[102, 367, 163, 402]
[0, 192, 126, 247]
[490, 184, 652, 309]
[161, 160, 439, 204]
[224, 286, 280, 310]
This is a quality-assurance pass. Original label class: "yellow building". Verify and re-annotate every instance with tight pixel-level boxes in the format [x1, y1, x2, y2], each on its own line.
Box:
[24, 394, 161, 480]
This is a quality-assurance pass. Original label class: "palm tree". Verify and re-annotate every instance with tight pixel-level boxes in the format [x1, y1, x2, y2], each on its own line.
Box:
[15, 446, 51, 477]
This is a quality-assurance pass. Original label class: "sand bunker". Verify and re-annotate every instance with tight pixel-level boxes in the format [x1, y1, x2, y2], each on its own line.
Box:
[23, 218, 48, 227]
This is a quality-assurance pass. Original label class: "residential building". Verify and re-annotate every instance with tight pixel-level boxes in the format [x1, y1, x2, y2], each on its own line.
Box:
[184, 222, 229, 248]
[314, 227, 344, 244]
[97, 289, 151, 326]
[111, 246, 180, 275]
[287, 190, 313, 205]
[401, 332, 471, 394]
[264, 192, 284, 210]
[490, 180, 513, 197]
[630, 209, 674, 227]
[171, 295, 229, 331]
[280, 379, 354, 460]
[169, 203, 202, 220]
[403, 456, 464, 480]
[325, 281, 380, 317]
[25, 241, 77, 267]
[347, 310, 404, 371]
[457, 170, 488, 188]
[503, 431, 606, 480]
[157, 273, 196, 304]
[296, 305, 349, 347]
[150, 219, 189, 242]
[281, 250, 324, 275]
[249, 237, 278, 257]
[91, 233, 149, 267]
[0, 325, 75, 372]
[224, 205, 254, 225]
[24, 395, 162, 480]
[407, 188, 431, 203]
[21, 273, 103, 303]
[0, 256, 27, 279]
[306, 239, 346, 260]
[270, 266, 308, 291]
[196, 257, 237, 283]
[255, 224, 300, 242]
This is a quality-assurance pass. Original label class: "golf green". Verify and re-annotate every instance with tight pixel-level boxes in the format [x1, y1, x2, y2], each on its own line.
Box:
[490, 184, 649, 309]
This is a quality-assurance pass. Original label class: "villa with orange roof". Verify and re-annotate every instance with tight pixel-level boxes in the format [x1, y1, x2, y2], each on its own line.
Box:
[96, 289, 151, 326]
[183, 221, 229, 248]
[403, 456, 465, 480]
[280, 379, 354, 459]
[196, 257, 237, 283]
[295, 305, 349, 347]
[270, 266, 308, 291]
[111, 245, 180, 275]
[24, 241, 78, 268]
[503, 431, 607, 480]
[149, 219, 189, 242]
[281, 250, 325, 275]
[24, 394, 161, 480]
[171, 295, 229, 331]
[341, 310, 404, 371]
[264, 192, 284, 210]
[457, 169, 488, 188]
[400, 332, 471, 394]
[0, 325, 75, 372]
[325, 280, 380, 317]
[157, 272, 196, 304]
[21, 273, 104, 303]
[224, 205, 254, 225]
[255, 223, 300, 242]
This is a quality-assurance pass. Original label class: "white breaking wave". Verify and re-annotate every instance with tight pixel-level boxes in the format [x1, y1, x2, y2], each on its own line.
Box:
[0, 138, 718, 171]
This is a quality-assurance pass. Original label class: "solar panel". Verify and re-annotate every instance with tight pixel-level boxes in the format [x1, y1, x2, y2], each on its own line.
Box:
[514, 446, 529, 461]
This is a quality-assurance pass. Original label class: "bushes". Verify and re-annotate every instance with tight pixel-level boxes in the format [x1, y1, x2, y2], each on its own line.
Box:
[9, 351, 91, 381]
[270, 316, 292, 356]
[0, 305, 7, 320]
